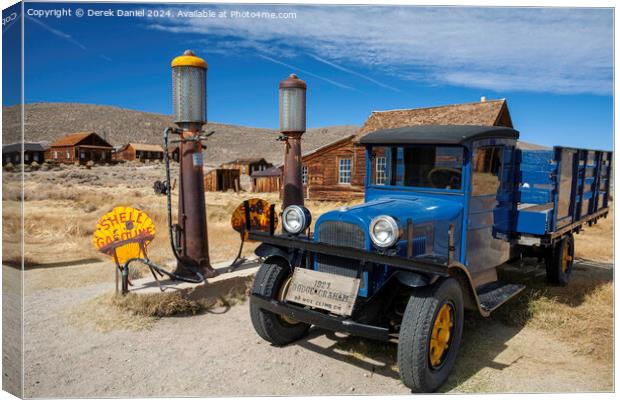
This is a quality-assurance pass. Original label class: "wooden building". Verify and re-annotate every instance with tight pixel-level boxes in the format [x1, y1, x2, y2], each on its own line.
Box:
[221, 157, 273, 176]
[168, 145, 180, 162]
[300, 98, 514, 201]
[45, 132, 113, 164]
[204, 168, 240, 192]
[251, 166, 283, 193]
[3, 142, 48, 165]
[113, 143, 165, 162]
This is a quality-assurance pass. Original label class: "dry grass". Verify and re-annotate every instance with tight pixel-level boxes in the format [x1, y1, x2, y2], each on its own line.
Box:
[111, 292, 203, 317]
[5, 164, 357, 284]
[67, 292, 158, 332]
[68, 278, 253, 332]
[495, 261, 613, 362]
[574, 202, 614, 262]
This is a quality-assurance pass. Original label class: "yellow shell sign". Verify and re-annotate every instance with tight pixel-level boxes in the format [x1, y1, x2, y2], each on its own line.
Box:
[92, 206, 155, 265]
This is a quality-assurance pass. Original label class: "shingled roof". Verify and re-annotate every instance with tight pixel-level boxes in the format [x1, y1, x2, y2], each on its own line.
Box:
[124, 143, 164, 152]
[251, 166, 282, 177]
[3, 142, 49, 153]
[356, 99, 513, 138]
[50, 132, 112, 148]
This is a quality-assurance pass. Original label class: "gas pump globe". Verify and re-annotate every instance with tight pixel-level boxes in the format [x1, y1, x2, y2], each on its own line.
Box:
[172, 50, 207, 130]
[279, 73, 306, 133]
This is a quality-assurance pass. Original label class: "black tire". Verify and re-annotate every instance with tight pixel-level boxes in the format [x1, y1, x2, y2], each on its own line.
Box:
[545, 234, 574, 286]
[397, 278, 464, 393]
[249, 261, 310, 346]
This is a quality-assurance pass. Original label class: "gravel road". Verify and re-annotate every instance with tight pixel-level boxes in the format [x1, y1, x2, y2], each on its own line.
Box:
[22, 261, 613, 397]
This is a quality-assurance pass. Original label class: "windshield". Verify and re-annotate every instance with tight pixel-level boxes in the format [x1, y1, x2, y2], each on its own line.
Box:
[370, 145, 464, 190]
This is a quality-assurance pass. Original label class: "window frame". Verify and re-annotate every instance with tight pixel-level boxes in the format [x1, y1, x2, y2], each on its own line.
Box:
[368, 145, 465, 193]
[301, 165, 308, 184]
[375, 156, 387, 185]
[338, 158, 352, 185]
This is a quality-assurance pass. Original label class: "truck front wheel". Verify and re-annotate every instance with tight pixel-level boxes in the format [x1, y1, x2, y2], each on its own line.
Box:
[397, 278, 464, 393]
[545, 234, 574, 286]
[250, 261, 310, 346]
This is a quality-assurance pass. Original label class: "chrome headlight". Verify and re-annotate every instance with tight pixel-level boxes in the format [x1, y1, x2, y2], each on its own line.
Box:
[282, 205, 311, 235]
[369, 215, 400, 248]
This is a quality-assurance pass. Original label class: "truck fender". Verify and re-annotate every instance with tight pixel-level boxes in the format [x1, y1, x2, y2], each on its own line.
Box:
[255, 243, 294, 266]
[448, 263, 490, 317]
[395, 271, 438, 288]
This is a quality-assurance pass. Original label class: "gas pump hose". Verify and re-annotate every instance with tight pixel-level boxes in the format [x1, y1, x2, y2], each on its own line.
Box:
[121, 127, 205, 286]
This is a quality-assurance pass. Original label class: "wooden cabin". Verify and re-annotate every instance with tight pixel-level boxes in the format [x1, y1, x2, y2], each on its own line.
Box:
[252, 166, 283, 193]
[3, 142, 48, 165]
[300, 98, 514, 201]
[113, 143, 165, 162]
[168, 146, 180, 162]
[204, 168, 240, 192]
[45, 132, 113, 164]
[221, 157, 273, 177]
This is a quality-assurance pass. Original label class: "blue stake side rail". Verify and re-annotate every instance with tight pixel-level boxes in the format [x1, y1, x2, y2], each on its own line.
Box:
[515, 146, 612, 242]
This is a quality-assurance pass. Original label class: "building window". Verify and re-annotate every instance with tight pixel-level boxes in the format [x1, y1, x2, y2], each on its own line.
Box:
[24, 153, 30, 162]
[34, 154, 40, 162]
[67, 151, 71, 159]
[54, 151, 58, 159]
[376, 156, 387, 185]
[80, 151, 85, 160]
[338, 159, 352, 184]
[302, 165, 308, 184]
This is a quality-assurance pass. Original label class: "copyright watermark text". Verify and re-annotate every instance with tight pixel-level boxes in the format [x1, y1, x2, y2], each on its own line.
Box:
[25, 7, 297, 20]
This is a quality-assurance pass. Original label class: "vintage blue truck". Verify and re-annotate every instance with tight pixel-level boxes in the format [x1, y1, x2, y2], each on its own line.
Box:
[246, 125, 612, 392]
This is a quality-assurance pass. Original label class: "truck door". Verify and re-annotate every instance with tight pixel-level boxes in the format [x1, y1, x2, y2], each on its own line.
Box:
[466, 144, 514, 283]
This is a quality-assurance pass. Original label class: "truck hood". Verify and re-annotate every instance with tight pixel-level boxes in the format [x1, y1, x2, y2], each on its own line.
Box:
[315, 196, 463, 230]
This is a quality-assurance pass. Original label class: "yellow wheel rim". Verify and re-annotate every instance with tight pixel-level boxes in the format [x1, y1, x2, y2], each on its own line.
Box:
[429, 303, 454, 368]
[277, 277, 298, 325]
[562, 242, 573, 273]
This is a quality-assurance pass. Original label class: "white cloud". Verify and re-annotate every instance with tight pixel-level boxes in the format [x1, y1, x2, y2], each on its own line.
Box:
[258, 54, 357, 91]
[310, 54, 400, 92]
[148, 6, 612, 95]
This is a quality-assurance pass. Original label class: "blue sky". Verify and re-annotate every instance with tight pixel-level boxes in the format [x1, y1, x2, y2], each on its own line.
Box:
[4, 2, 614, 149]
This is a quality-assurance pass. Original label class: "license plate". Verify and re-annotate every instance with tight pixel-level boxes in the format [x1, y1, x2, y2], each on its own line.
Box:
[284, 268, 360, 316]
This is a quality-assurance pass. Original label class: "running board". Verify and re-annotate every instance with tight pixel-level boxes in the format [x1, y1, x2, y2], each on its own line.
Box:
[476, 281, 525, 313]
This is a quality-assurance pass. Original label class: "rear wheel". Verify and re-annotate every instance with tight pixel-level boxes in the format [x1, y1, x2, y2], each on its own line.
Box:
[250, 261, 310, 346]
[545, 234, 574, 286]
[397, 278, 464, 393]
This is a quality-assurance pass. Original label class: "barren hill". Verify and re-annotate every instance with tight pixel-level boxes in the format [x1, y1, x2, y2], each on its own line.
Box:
[2, 103, 358, 167]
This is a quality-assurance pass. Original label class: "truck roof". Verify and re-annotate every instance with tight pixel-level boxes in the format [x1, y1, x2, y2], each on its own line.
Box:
[359, 124, 519, 145]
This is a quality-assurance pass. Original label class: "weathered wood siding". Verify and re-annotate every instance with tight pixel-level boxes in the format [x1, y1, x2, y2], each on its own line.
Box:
[253, 176, 281, 193]
[205, 169, 240, 192]
[302, 138, 364, 202]
[45, 146, 76, 163]
[113, 145, 164, 162]
[222, 160, 274, 176]
[113, 147, 136, 161]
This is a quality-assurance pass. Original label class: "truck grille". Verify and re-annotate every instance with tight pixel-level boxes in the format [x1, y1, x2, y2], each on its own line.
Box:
[316, 221, 365, 278]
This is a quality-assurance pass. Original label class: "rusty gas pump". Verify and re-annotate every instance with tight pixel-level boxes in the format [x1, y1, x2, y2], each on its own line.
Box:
[168, 50, 218, 279]
[279, 74, 307, 209]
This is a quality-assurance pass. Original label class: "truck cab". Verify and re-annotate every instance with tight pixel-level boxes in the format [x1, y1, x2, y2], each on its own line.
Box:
[317, 124, 518, 294]
[247, 124, 611, 393]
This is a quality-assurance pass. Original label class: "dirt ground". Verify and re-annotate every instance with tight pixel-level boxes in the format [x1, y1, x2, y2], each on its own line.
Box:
[17, 258, 613, 397]
[2, 163, 614, 396]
